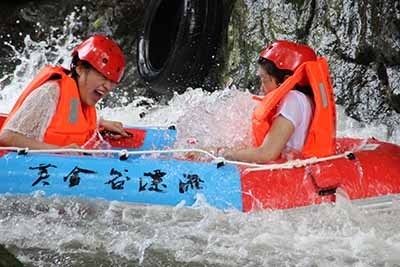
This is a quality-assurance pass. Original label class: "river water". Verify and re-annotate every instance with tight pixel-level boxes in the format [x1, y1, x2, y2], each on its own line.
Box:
[1, 14, 400, 267]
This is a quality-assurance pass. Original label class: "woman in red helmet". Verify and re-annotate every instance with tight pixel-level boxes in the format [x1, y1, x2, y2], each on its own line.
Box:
[218, 40, 336, 163]
[0, 34, 130, 149]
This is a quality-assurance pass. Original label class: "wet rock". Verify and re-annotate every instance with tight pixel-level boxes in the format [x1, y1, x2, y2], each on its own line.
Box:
[0, 244, 23, 267]
[311, 0, 400, 125]
[387, 66, 400, 113]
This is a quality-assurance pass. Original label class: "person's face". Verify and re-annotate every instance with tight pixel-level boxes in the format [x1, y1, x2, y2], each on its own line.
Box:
[76, 66, 117, 106]
[257, 66, 279, 95]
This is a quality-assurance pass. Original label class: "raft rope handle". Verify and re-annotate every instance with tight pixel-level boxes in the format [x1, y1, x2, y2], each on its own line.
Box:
[242, 152, 352, 173]
[243, 143, 379, 173]
[0, 142, 378, 170]
[125, 124, 177, 130]
[0, 146, 220, 161]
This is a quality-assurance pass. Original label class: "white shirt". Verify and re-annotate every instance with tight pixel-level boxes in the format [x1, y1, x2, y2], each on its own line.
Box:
[276, 90, 314, 151]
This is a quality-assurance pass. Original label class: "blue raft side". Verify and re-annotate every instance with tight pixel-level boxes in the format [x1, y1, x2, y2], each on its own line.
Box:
[0, 152, 243, 211]
[129, 126, 177, 151]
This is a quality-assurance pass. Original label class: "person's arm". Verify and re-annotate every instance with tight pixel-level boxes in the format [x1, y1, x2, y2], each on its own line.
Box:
[222, 115, 294, 163]
[0, 130, 79, 149]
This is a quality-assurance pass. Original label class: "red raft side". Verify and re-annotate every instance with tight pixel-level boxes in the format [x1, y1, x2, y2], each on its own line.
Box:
[0, 113, 6, 128]
[240, 138, 400, 212]
[0, 114, 8, 157]
[101, 128, 146, 149]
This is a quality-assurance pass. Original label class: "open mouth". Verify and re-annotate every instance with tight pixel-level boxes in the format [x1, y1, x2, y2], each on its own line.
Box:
[95, 89, 105, 97]
[94, 91, 104, 98]
[93, 88, 108, 102]
[90, 89, 105, 104]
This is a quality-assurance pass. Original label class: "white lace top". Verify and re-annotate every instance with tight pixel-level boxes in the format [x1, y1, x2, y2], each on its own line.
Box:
[3, 81, 60, 141]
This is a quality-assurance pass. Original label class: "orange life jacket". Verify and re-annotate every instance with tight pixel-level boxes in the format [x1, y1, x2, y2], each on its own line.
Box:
[252, 57, 336, 157]
[2, 65, 97, 146]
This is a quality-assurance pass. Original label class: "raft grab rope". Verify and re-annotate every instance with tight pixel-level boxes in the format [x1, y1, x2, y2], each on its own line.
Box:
[0, 142, 379, 171]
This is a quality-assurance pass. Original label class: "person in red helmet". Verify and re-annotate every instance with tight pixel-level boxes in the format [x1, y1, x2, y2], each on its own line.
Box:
[216, 40, 336, 163]
[0, 34, 130, 149]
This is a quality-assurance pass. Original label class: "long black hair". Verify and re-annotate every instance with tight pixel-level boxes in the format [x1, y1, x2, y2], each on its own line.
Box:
[257, 57, 313, 97]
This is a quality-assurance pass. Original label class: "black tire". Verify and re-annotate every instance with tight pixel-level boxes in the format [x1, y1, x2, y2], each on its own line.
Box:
[137, 0, 223, 97]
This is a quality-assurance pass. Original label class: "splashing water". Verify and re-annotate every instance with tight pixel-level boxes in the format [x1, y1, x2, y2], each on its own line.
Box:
[0, 11, 400, 267]
[0, 10, 81, 113]
[1, 195, 400, 266]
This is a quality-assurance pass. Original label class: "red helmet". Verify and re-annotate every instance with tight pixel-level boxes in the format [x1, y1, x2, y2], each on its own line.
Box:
[259, 40, 317, 72]
[72, 34, 126, 83]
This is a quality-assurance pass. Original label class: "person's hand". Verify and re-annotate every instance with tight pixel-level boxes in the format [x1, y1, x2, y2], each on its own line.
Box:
[185, 146, 223, 161]
[62, 143, 81, 149]
[58, 143, 82, 155]
[185, 150, 203, 161]
[99, 119, 131, 139]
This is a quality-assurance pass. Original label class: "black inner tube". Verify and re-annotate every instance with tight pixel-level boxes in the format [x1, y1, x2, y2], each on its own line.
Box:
[137, 0, 227, 96]
[148, 0, 182, 71]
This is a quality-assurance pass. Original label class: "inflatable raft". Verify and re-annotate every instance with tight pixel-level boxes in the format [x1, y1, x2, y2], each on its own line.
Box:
[0, 114, 399, 211]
